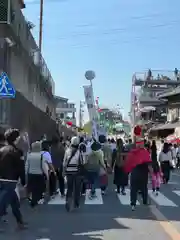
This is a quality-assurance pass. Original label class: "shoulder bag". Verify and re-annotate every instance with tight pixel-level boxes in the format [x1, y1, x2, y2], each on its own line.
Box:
[65, 149, 78, 175]
[78, 152, 86, 176]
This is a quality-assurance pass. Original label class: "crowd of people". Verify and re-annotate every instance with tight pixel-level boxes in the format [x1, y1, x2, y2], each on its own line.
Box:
[0, 128, 179, 231]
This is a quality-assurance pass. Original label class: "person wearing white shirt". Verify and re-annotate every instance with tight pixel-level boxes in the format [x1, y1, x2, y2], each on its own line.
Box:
[110, 139, 116, 152]
[41, 141, 56, 197]
[26, 141, 49, 207]
[159, 142, 172, 183]
[169, 143, 177, 168]
[63, 136, 84, 211]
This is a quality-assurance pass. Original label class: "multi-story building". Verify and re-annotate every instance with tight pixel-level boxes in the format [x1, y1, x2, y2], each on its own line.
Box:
[0, 0, 56, 141]
[149, 87, 180, 139]
[55, 96, 76, 126]
[130, 69, 180, 132]
[98, 107, 123, 133]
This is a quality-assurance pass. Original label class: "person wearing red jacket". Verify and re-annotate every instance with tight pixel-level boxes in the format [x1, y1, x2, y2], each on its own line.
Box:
[124, 137, 153, 211]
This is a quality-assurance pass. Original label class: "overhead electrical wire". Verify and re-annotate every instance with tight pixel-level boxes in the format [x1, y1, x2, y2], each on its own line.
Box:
[53, 13, 179, 29]
[25, 2, 180, 48]
[55, 21, 179, 39]
[47, 21, 179, 48]
[50, 36, 180, 49]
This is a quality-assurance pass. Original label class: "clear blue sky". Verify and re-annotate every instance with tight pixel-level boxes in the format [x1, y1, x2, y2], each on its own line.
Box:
[24, 0, 180, 121]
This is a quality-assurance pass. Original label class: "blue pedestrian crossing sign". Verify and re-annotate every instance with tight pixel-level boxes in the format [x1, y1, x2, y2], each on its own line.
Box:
[0, 72, 16, 98]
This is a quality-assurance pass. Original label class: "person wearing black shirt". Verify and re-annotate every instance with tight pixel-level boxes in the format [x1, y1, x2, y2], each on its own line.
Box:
[51, 136, 65, 196]
[112, 138, 128, 195]
[0, 129, 26, 230]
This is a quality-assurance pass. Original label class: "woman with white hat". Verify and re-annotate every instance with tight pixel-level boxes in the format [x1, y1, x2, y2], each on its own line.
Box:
[63, 136, 84, 211]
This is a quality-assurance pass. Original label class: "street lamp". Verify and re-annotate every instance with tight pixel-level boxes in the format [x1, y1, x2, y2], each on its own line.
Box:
[85, 70, 95, 87]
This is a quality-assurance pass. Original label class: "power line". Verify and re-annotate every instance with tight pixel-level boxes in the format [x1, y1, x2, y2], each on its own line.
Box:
[51, 21, 179, 40]
[57, 13, 179, 29]
[50, 35, 180, 48]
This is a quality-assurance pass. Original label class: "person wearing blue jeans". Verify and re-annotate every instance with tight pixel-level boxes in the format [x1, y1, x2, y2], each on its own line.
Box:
[0, 128, 27, 230]
[86, 171, 99, 198]
[0, 181, 23, 225]
[86, 141, 106, 199]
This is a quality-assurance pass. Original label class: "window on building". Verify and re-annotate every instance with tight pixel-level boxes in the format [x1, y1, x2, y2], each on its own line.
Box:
[60, 113, 64, 119]
[0, 0, 8, 22]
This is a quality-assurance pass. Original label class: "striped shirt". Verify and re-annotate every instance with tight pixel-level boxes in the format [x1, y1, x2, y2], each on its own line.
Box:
[63, 148, 84, 174]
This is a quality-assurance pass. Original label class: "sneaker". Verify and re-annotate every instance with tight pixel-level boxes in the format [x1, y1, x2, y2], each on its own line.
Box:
[89, 194, 97, 200]
[38, 198, 44, 204]
[121, 190, 126, 195]
[131, 205, 135, 211]
[17, 222, 28, 231]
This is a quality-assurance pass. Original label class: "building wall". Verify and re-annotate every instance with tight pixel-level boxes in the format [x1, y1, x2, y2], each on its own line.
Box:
[10, 91, 57, 142]
[0, 0, 57, 138]
[55, 98, 76, 125]
[7, 47, 55, 115]
[167, 108, 179, 122]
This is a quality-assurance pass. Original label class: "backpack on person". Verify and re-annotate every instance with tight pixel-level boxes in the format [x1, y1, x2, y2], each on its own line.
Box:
[85, 150, 102, 172]
[101, 143, 112, 165]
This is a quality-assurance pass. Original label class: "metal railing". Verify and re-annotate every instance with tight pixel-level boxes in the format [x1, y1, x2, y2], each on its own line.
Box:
[134, 70, 178, 82]
[57, 103, 76, 109]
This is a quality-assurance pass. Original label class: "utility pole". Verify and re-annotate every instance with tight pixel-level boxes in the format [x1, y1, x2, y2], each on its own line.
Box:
[39, 0, 44, 52]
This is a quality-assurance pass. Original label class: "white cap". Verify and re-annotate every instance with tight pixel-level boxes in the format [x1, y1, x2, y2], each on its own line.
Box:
[71, 136, 80, 146]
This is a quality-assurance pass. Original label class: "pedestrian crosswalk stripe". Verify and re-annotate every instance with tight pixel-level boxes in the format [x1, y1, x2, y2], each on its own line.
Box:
[84, 189, 103, 205]
[117, 189, 140, 205]
[173, 190, 180, 197]
[48, 190, 67, 205]
[48, 195, 66, 205]
[148, 190, 177, 207]
[36, 239, 51, 240]
[148, 180, 178, 185]
[39, 188, 180, 207]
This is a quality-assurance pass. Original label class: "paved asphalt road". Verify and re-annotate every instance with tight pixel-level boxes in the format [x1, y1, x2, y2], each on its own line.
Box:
[1, 171, 180, 240]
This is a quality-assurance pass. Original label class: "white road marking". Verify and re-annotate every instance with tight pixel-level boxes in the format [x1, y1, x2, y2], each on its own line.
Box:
[117, 189, 140, 205]
[148, 180, 178, 185]
[48, 195, 66, 205]
[173, 190, 180, 197]
[48, 190, 67, 205]
[172, 173, 180, 177]
[148, 190, 177, 207]
[85, 188, 103, 205]
[36, 239, 51, 240]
